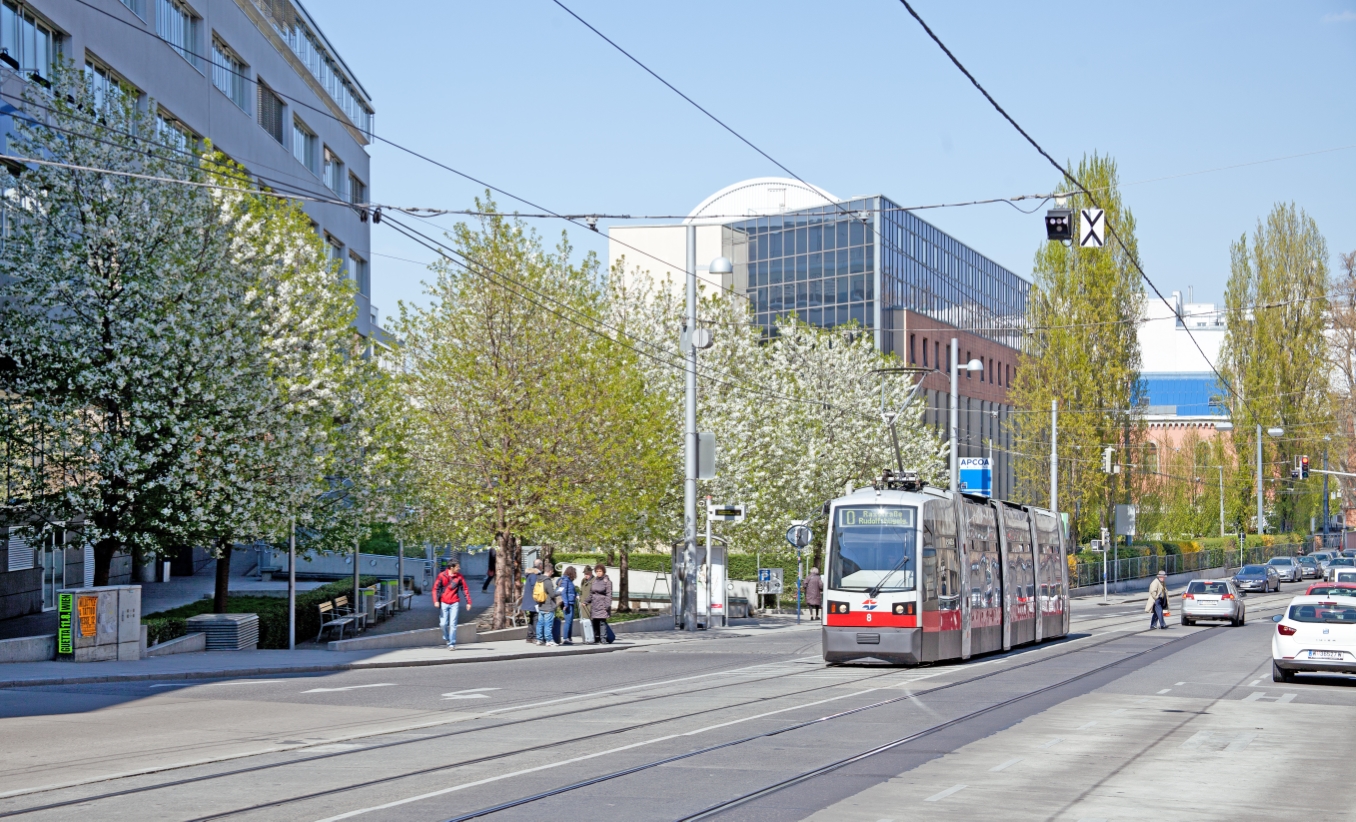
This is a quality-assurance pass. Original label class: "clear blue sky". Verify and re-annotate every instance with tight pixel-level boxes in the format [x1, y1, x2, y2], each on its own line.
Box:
[314, 1, 1356, 320]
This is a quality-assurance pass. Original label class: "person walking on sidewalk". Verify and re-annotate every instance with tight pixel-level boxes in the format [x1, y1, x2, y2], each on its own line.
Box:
[521, 559, 543, 643]
[804, 567, 823, 621]
[532, 563, 560, 646]
[481, 548, 496, 593]
[577, 566, 595, 644]
[433, 561, 472, 650]
[559, 567, 579, 645]
[586, 564, 613, 644]
[1147, 570, 1169, 630]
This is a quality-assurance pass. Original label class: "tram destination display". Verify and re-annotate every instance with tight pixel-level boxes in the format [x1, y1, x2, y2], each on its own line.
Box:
[836, 507, 916, 528]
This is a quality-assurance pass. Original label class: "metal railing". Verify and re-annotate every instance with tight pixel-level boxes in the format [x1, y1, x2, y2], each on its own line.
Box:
[1072, 543, 1303, 589]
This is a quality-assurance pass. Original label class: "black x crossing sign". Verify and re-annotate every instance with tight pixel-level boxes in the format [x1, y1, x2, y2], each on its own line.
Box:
[1080, 208, 1105, 248]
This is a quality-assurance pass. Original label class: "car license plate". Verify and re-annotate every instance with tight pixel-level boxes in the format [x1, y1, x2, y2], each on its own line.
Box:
[1309, 651, 1343, 660]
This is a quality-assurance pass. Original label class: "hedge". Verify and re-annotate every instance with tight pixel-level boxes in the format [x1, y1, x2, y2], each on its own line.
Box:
[143, 576, 379, 649]
[143, 617, 187, 646]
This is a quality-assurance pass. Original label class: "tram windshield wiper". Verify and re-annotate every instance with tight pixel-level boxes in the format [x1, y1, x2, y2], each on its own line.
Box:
[869, 553, 912, 599]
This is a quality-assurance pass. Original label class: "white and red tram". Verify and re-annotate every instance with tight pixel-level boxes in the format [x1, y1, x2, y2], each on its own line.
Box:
[821, 474, 1069, 665]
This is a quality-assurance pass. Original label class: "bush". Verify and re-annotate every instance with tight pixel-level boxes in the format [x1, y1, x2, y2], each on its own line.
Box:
[143, 617, 187, 646]
[143, 577, 379, 649]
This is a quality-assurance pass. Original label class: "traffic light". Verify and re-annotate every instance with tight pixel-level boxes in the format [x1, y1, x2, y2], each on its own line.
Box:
[1302, 455, 1310, 479]
[1045, 209, 1073, 241]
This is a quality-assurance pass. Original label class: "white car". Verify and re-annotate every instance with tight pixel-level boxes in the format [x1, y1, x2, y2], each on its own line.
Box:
[1180, 579, 1244, 626]
[1335, 569, 1356, 585]
[1272, 595, 1356, 682]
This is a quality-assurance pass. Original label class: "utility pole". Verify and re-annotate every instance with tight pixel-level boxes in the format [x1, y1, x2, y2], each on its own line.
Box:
[949, 338, 958, 493]
[682, 224, 698, 633]
[397, 537, 404, 611]
[1256, 423, 1264, 536]
[1218, 465, 1226, 539]
[1323, 445, 1330, 547]
[288, 518, 296, 650]
[1050, 399, 1058, 511]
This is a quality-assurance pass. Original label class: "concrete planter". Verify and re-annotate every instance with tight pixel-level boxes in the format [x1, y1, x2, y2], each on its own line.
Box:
[0, 634, 56, 664]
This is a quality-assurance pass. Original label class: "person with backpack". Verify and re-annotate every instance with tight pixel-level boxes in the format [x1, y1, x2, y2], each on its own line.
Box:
[558, 566, 579, 645]
[521, 559, 542, 644]
[576, 566, 595, 644]
[532, 563, 560, 646]
[432, 561, 472, 650]
[586, 564, 614, 644]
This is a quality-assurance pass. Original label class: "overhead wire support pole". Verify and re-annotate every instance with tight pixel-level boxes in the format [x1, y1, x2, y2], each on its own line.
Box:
[1050, 399, 1058, 511]
[288, 518, 296, 651]
[949, 338, 959, 493]
[684, 224, 699, 633]
[1257, 424, 1265, 536]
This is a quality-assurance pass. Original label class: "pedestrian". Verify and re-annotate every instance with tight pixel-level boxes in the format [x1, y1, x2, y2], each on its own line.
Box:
[558, 566, 578, 645]
[804, 567, 823, 621]
[481, 547, 496, 593]
[432, 560, 472, 650]
[521, 559, 543, 643]
[577, 566, 595, 644]
[586, 563, 613, 644]
[532, 562, 560, 646]
[1147, 570, 1169, 630]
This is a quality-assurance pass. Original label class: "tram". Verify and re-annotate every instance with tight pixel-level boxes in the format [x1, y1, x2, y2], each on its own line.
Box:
[822, 470, 1069, 665]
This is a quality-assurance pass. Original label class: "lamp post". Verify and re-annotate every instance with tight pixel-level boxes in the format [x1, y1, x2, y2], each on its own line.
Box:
[1323, 436, 1332, 547]
[948, 337, 984, 493]
[1257, 424, 1284, 535]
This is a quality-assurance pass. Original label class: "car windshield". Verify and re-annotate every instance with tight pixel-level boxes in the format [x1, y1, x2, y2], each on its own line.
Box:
[1300, 557, 1317, 565]
[1187, 581, 1229, 594]
[1307, 586, 1356, 597]
[1268, 557, 1293, 565]
[1288, 603, 1356, 623]
[1331, 558, 1355, 567]
[829, 505, 918, 592]
[1239, 566, 1265, 575]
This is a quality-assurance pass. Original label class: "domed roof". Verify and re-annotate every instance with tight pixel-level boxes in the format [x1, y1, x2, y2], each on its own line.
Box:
[684, 177, 840, 225]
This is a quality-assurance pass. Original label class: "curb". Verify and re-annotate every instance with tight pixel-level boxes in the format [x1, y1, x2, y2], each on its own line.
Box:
[0, 641, 633, 689]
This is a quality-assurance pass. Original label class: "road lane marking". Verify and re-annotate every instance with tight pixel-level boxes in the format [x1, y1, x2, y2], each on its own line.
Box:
[1249, 679, 1262, 686]
[1156, 689, 1172, 694]
[442, 688, 501, 700]
[312, 688, 879, 821]
[1175, 681, 1185, 685]
[302, 684, 395, 693]
[1244, 691, 1297, 703]
[1039, 737, 1062, 748]
[989, 757, 1023, 772]
[1076, 721, 1097, 730]
[1110, 709, 1126, 715]
[924, 784, 967, 802]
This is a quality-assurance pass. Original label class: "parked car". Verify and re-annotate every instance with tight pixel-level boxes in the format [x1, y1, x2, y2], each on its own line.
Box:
[1336, 569, 1356, 585]
[1267, 556, 1303, 583]
[1233, 564, 1279, 593]
[1298, 556, 1321, 579]
[1305, 582, 1356, 598]
[1181, 579, 1244, 626]
[1343, 549, 1356, 559]
[1272, 595, 1356, 682]
[1312, 552, 1335, 573]
[1325, 557, 1356, 581]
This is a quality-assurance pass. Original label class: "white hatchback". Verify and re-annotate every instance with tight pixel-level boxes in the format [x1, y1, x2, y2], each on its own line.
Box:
[1180, 579, 1244, 626]
[1272, 595, 1356, 682]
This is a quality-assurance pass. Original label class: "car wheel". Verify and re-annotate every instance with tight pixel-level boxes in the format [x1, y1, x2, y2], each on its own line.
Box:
[1272, 660, 1294, 683]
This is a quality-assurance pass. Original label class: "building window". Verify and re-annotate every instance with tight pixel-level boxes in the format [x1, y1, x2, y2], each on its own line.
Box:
[268, 11, 373, 135]
[257, 81, 284, 144]
[119, 0, 142, 15]
[349, 251, 368, 296]
[156, 110, 197, 156]
[323, 146, 344, 196]
[348, 172, 365, 206]
[157, 0, 200, 69]
[211, 37, 247, 109]
[909, 334, 916, 364]
[1, 2, 57, 79]
[988, 358, 993, 384]
[291, 118, 316, 172]
[325, 233, 345, 277]
[85, 59, 133, 111]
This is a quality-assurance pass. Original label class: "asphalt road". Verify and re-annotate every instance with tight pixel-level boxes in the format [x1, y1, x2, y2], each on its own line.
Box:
[0, 582, 1346, 822]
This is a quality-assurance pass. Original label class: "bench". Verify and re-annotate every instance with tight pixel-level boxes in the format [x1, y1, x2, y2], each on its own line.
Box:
[397, 589, 414, 611]
[316, 601, 355, 642]
[334, 595, 367, 632]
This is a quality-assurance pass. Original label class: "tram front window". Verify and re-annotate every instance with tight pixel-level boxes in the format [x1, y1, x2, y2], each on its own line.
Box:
[829, 506, 918, 592]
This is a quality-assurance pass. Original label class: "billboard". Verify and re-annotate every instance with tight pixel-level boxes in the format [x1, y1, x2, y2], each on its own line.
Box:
[959, 457, 992, 497]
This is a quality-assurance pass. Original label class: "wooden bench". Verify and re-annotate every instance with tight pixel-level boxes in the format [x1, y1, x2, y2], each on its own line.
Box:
[316, 601, 355, 642]
[333, 595, 366, 632]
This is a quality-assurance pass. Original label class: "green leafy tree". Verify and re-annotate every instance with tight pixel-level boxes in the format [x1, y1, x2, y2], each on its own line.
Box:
[1010, 154, 1144, 542]
[1220, 202, 1330, 534]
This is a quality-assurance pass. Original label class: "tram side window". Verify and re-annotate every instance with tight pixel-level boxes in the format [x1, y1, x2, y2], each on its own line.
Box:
[923, 500, 960, 611]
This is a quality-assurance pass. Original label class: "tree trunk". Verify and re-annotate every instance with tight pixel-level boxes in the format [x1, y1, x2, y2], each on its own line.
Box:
[92, 536, 117, 587]
[214, 539, 232, 614]
[540, 543, 555, 574]
[491, 533, 519, 630]
[617, 548, 631, 613]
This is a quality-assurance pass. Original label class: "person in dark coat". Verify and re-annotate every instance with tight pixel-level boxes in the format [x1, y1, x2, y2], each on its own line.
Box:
[804, 567, 824, 621]
[577, 566, 595, 643]
[586, 564, 613, 644]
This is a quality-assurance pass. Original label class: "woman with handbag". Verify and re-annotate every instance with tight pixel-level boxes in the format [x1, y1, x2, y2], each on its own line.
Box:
[586, 564, 614, 644]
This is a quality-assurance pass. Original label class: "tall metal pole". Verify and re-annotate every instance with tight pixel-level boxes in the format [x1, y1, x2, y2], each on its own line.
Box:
[1323, 448, 1330, 546]
[1218, 465, 1226, 539]
[683, 224, 699, 632]
[354, 536, 361, 631]
[1050, 399, 1058, 511]
[397, 537, 404, 611]
[288, 518, 296, 650]
[704, 499, 712, 630]
[1256, 424, 1264, 536]
[949, 337, 959, 493]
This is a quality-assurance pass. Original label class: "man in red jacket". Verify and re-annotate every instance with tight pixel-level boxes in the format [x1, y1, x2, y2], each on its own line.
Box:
[433, 561, 472, 649]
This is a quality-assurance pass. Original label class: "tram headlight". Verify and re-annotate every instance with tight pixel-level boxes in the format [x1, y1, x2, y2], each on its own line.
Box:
[892, 602, 916, 616]
[828, 601, 849, 614]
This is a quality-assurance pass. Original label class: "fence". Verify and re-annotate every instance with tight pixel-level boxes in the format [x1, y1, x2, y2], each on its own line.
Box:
[1072, 543, 1303, 589]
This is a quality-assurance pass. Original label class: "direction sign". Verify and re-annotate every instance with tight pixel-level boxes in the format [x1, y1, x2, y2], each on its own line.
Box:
[1080, 208, 1105, 248]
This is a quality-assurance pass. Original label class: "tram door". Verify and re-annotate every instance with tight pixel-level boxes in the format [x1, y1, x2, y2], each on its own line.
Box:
[963, 499, 1001, 656]
[921, 500, 961, 662]
[996, 504, 1035, 651]
[1031, 509, 1066, 640]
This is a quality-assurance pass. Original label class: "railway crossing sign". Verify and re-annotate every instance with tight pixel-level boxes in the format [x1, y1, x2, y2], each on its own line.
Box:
[1080, 208, 1105, 248]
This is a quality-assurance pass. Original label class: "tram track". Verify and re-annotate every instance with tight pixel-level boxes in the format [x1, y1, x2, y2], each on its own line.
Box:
[0, 615, 1159, 820]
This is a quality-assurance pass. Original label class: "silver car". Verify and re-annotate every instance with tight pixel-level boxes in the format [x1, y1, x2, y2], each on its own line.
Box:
[1267, 556, 1303, 583]
[1325, 557, 1356, 581]
[1181, 579, 1245, 626]
[1298, 556, 1321, 579]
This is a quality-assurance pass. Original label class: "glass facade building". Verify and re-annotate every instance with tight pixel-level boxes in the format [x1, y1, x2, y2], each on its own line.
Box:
[723, 195, 1029, 351]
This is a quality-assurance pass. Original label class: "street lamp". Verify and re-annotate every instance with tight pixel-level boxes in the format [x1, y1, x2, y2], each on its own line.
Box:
[948, 337, 984, 493]
[1257, 424, 1284, 536]
[1214, 421, 1233, 538]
